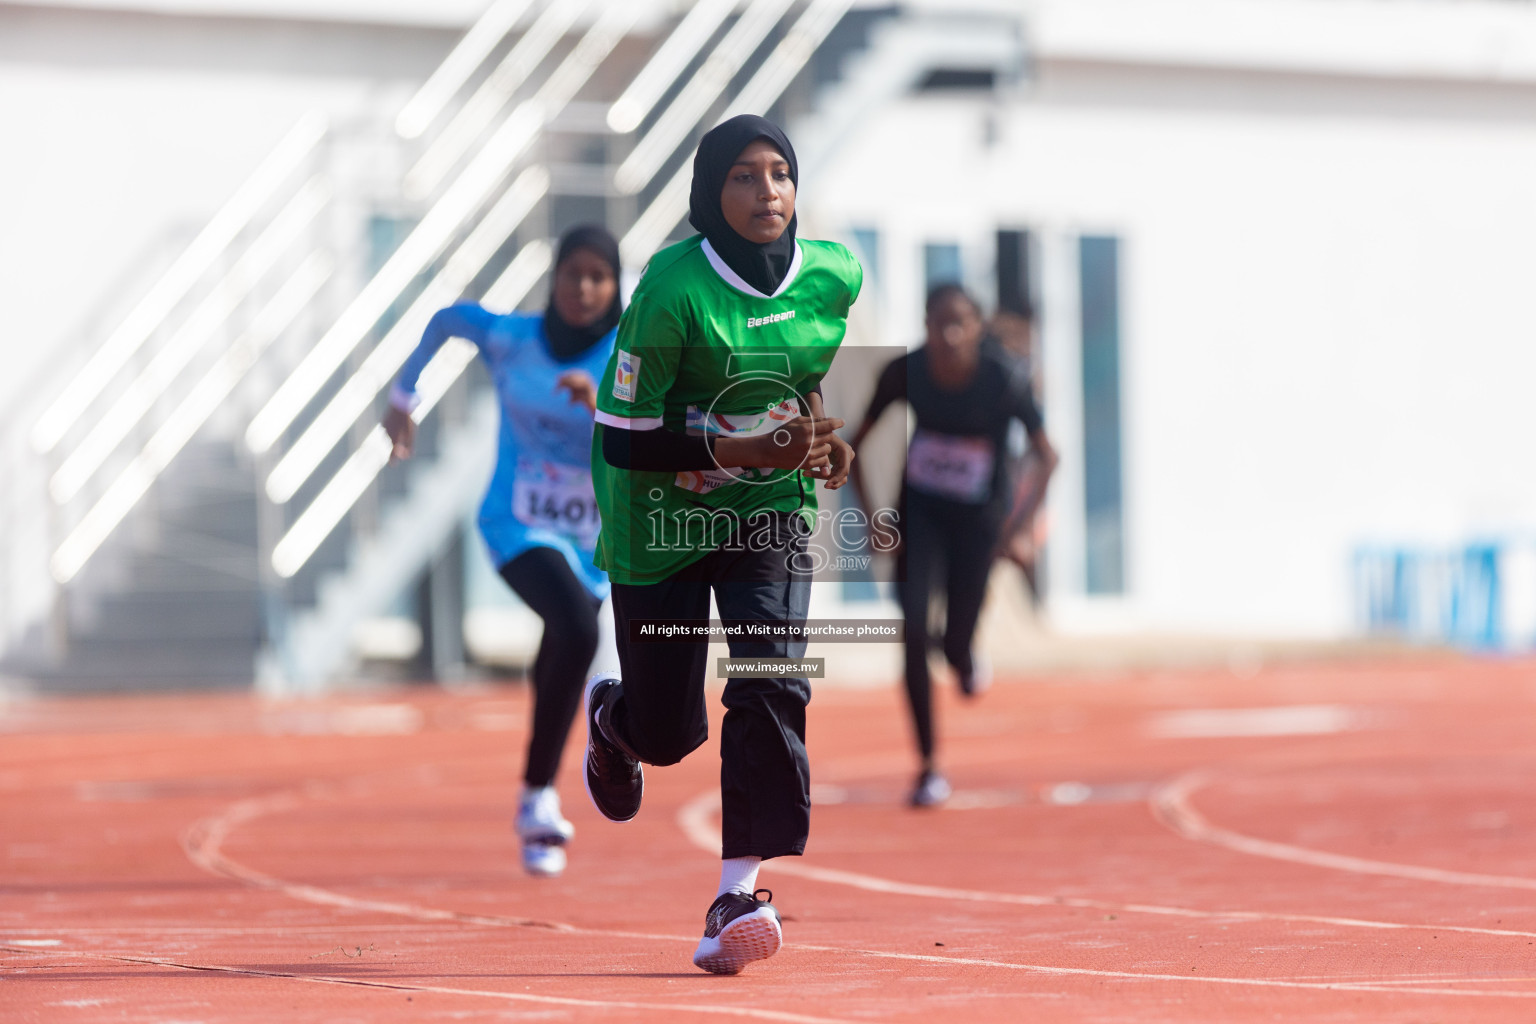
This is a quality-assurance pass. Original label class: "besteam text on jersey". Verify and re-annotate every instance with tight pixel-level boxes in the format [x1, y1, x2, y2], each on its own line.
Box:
[746, 310, 796, 329]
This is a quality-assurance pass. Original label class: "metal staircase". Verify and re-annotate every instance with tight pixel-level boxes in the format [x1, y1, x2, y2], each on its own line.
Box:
[0, 0, 889, 694]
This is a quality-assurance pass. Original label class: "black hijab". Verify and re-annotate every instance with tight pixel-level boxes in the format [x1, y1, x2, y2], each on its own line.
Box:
[688, 114, 799, 297]
[543, 224, 623, 362]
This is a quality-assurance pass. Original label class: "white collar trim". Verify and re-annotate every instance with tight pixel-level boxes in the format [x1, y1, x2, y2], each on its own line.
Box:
[701, 237, 802, 299]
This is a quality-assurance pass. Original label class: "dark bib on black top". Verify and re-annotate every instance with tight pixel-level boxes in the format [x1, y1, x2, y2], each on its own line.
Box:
[865, 342, 1043, 511]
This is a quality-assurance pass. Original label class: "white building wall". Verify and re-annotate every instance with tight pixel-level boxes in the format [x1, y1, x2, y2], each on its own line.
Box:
[0, 4, 461, 413]
[18, 0, 485, 25]
[809, 4, 1536, 638]
[0, 3, 464, 657]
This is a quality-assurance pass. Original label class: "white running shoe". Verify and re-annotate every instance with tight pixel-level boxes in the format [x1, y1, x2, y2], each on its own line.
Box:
[692, 889, 783, 975]
[909, 769, 952, 808]
[957, 652, 992, 698]
[521, 839, 568, 877]
[515, 788, 574, 877]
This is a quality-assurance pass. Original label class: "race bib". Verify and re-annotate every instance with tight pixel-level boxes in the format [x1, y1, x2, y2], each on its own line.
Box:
[513, 458, 600, 546]
[906, 429, 995, 503]
[673, 399, 799, 495]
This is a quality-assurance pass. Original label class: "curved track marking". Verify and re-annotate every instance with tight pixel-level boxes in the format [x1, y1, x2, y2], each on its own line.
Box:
[775, 946, 1536, 999]
[0, 947, 856, 1024]
[1152, 769, 1536, 891]
[9, 943, 1536, 1002]
[180, 769, 1536, 1006]
[182, 785, 687, 945]
[1350, 976, 1536, 987]
[675, 790, 1536, 943]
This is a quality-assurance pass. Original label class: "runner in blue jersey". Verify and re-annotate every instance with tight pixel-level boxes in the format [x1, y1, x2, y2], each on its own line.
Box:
[383, 225, 621, 877]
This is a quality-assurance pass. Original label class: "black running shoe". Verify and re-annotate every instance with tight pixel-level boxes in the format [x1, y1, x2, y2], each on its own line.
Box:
[692, 888, 782, 975]
[582, 674, 643, 822]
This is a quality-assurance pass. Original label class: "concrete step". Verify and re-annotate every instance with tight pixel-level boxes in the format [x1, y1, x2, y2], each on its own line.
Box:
[87, 593, 261, 642]
[52, 636, 258, 681]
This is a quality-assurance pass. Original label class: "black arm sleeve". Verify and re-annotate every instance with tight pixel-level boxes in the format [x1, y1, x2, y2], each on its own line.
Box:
[601, 423, 717, 471]
[796, 378, 824, 414]
[861, 355, 906, 427]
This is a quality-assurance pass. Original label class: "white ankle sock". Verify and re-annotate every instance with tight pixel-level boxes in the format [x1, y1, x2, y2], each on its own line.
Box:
[716, 856, 762, 898]
[521, 785, 554, 808]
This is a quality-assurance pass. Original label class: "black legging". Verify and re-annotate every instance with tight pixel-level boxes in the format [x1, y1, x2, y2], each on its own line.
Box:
[895, 495, 999, 761]
[498, 547, 604, 788]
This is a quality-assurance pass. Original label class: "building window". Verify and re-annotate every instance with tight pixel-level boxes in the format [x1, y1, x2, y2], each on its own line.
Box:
[1079, 235, 1124, 595]
[916, 68, 997, 91]
[924, 242, 962, 289]
[850, 227, 880, 290]
[995, 229, 1035, 318]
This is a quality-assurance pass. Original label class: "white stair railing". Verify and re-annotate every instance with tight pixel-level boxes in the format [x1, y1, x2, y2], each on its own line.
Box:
[266, 0, 861, 583]
[51, 254, 334, 584]
[49, 178, 330, 504]
[24, 0, 557, 602]
[606, 0, 737, 133]
[405, 0, 592, 199]
[30, 113, 328, 457]
[263, 167, 549, 505]
[30, 119, 330, 599]
[395, 0, 539, 140]
[245, 3, 637, 459]
[613, 0, 795, 195]
[793, 13, 1026, 170]
[261, 2, 730, 583]
[270, 240, 553, 579]
[11, 0, 654, 670]
[6, 0, 887, 682]
[622, 0, 857, 264]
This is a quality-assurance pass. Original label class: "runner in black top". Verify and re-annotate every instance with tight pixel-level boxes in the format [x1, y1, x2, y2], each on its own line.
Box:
[850, 283, 1057, 807]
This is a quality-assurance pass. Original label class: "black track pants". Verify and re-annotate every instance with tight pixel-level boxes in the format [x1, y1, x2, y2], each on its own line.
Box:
[499, 547, 604, 788]
[608, 511, 812, 860]
[895, 496, 1000, 761]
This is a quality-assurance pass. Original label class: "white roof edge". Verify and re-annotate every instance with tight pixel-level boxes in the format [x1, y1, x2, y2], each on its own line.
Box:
[1027, 0, 1536, 85]
[10, 0, 677, 31]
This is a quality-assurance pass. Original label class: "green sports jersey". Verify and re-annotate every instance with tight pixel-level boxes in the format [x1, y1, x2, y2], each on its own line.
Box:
[592, 234, 862, 585]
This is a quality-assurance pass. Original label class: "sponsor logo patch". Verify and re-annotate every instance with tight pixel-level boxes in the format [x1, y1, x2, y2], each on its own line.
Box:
[612, 350, 640, 402]
[746, 310, 795, 329]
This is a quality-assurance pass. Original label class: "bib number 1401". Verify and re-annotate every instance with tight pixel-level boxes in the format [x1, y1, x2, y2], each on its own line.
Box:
[513, 460, 599, 545]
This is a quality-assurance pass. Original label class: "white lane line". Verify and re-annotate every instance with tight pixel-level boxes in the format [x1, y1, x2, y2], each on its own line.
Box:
[11, 942, 1536, 1004]
[181, 786, 689, 946]
[781, 946, 1536, 999]
[181, 770, 1536, 1004]
[1336, 976, 1536, 987]
[1, 925, 471, 936]
[676, 790, 1536, 942]
[0, 947, 856, 1024]
[1152, 769, 1536, 891]
[1260, 972, 1515, 982]
[1146, 705, 1361, 739]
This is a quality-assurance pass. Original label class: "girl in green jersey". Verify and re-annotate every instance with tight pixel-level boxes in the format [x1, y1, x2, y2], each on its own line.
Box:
[582, 115, 861, 974]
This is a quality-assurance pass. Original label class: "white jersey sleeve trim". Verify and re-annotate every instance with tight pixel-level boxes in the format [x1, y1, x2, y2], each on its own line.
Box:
[701, 238, 803, 299]
[388, 385, 420, 413]
[595, 410, 664, 431]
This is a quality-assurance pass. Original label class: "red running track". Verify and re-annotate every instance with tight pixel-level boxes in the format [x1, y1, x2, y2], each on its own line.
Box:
[5, 655, 1536, 1022]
